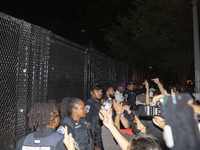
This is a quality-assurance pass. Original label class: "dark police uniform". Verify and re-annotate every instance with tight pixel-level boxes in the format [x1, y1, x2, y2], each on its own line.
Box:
[123, 89, 136, 109]
[57, 116, 94, 150]
[85, 97, 103, 149]
[15, 127, 66, 150]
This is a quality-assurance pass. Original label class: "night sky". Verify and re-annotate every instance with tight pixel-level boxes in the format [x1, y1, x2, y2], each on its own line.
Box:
[0, 0, 133, 52]
[0, 0, 198, 86]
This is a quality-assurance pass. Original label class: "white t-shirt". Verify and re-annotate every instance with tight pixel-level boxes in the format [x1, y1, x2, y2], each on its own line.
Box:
[115, 90, 124, 103]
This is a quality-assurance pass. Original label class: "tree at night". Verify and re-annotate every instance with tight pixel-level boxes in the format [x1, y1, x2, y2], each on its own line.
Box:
[103, 0, 196, 86]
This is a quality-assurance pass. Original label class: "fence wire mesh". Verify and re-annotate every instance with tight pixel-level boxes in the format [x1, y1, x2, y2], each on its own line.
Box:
[0, 12, 20, 150]
[90, 49, 128, 90]
[15, 21, 51, 144]
[90, 49, 111, 88]
[115, 60, 128, 87]
[0, 12, 51, 149]
[47, 35, 87, 107]
[0, 12, 139, 150]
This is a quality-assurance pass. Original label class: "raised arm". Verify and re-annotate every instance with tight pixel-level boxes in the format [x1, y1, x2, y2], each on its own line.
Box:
[112, 100, 122, 129]
[99, 107, 129, 150]
[151, 78, 166, 95]
[143, 80, 150, 105]
[121, 105, 131, 129]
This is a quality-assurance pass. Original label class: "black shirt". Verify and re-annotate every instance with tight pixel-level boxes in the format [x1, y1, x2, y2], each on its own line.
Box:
[85, 97, 101, 123]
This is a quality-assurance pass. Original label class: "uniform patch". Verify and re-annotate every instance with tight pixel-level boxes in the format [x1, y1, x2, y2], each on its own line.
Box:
[57, 126, 65, 134]
[34, 140, 40, 144]
[124, 94, 128, 98]
[85, 105, 90, 113]
[22, 146, 51, 150]
[74, 140, 80, 150]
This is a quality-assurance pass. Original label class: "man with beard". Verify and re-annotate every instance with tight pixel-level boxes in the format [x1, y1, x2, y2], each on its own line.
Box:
[85, 84, 103, 150]
[102, 86, 130, 129]
[102, 86, 115, 101]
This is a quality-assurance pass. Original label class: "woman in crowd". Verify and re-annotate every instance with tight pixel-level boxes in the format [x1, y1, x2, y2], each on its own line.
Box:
[57, 97, 94, 150]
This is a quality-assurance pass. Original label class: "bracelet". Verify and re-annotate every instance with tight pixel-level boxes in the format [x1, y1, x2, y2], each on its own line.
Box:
[120, 113, 124, 118]
[115, 116, 120, 119]
[116, 112, 121, 114]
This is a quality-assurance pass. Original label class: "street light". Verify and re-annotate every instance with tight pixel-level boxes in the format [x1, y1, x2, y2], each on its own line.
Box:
[191, 0, 200, 94]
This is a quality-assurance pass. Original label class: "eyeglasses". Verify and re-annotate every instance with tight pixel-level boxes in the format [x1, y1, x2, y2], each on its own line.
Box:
[51, 114, 60, 121]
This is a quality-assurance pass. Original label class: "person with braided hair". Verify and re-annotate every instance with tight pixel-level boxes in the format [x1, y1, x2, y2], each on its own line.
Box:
[15, 102, 67, 150]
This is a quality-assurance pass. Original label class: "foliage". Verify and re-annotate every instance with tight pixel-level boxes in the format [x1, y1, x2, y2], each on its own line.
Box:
[103, 0, 196, 85]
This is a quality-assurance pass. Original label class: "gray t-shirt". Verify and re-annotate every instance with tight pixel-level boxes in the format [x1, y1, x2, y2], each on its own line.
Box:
[136, 94, 146, 103]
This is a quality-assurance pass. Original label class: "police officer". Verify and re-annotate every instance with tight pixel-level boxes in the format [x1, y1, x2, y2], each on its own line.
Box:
[57, 97, 94, 150]
[85, 84, 103, 150]
[15, 103, 66, 150]
[123, 81, 136, 109]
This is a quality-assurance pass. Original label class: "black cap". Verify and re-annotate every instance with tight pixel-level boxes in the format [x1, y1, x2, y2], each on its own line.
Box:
[90, 83, 102, 91]
[117, 82, 126, 88]
[127, 81, 134, 86]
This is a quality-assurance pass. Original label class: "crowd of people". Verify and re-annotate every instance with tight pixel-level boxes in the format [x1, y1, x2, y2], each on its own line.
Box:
[15, 78, 200, 150]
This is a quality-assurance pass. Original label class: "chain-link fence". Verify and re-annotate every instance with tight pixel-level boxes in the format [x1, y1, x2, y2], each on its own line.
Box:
[0, 12, 146, 149]
[47, 35, 87, 109]
[0, 12, 51, 149]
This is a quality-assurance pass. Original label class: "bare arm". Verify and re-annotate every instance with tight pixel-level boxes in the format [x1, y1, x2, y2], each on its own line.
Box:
[99, 107, 129, 150]
[112, 100, 123, 129]
[114, 114, 121, 129]
[120, 105, 131, 129]
[143, 79, 150, 105]
[192, 105, 200, 114]
[151, 78, 166, 94]
[107, 124, 129, 150]
[120, 116, 130, 129]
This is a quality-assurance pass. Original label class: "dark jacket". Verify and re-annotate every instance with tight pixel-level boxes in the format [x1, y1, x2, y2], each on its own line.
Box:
[15, 127, 66, 150]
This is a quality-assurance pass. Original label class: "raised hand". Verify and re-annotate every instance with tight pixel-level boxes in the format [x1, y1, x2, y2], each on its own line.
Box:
[99, 106, 114, 129]
[113, 100, 123, 114]
[152, 94, 164, 104]
[143, 79, 149, 89]
[151, 78, 160, 85]
[63, 126, 75, 150]
[152, 116, 165, 129]
[122, 105, 131, 114]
